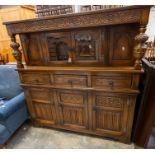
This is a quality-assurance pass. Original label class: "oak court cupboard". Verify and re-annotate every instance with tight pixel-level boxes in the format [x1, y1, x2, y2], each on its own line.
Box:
[4, 5, 152, 143]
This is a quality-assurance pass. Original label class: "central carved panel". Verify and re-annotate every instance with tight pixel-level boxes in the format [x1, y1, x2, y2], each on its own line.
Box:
[60, 92, 84, 104]
[74, 30, 99, 60]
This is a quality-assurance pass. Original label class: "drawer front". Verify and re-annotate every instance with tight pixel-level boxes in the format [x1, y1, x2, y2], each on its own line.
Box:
[21, 73, 50, 85]
[92, 74, 132, 90]
[54, 74, 88, 88]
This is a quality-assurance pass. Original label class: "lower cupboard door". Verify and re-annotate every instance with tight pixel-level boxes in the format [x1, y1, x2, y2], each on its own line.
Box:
[56, 89, 89, 130]
[32, 102, 57, 125]
[92, 92, 133, 137]
[26, 88, 57, 125]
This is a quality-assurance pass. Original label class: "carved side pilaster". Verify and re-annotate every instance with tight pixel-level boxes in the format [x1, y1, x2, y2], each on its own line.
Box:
[133, 25, 148, 69]
[10, 35, 24, 68]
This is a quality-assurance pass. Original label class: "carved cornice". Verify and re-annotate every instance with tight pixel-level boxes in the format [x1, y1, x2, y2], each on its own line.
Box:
[4, 6, 149, 35]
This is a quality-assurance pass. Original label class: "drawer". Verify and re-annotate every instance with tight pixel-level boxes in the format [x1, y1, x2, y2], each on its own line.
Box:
[92, 73, 132, 90]
[29, 88, 50, 102]
[21, 73, 50, 85]
[54, 74, 88, 88]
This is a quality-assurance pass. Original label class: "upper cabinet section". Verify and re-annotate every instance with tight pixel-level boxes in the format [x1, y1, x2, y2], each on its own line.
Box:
[19, 24, 138, 66]
[4, 6, 151, 68]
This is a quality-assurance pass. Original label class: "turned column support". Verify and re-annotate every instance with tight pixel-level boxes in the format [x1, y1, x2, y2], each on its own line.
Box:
[10, 34, 24, 68]
[133, 25, 148, 70]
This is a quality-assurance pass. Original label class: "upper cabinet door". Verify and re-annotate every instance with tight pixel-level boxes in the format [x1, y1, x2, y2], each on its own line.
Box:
[72, 28, 102, 65]
[109, 24, 138, 66]
[20, 33, 45, 65]
[43, 32, 72, 65]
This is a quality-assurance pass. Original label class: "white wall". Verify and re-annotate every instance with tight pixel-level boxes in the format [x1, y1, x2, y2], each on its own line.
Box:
[146, 6, 155, 41]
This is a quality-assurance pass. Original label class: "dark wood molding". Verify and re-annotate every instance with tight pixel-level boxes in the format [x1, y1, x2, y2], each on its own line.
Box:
[4, 6, 151, 36]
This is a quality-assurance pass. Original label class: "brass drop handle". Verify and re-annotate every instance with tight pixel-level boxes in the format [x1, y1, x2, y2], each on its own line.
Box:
[108, 81, 114, 89]
[59, 103, 63, 107]
[35, 79, 39, 83]
[68, 79, 73, 87]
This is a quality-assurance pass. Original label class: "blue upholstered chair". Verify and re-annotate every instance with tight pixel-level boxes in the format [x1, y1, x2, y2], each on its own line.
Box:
[0, 65, 28, 146]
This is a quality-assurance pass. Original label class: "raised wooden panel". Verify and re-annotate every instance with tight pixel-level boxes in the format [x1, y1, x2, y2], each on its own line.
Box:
[59, 92, 84, 105]
[109, 24, 138, 66]
[28, 88, 57, 124]
[96, 110, 121, 132]
[45, 32, 71, 63]
[28, 35, 41, 61]
[72, 29, 101, 62]
[54, 74, 88, 88]
[57, 89, 86, 105]
[20, 73, 51, 85]
[92, 73, 132, 90]
[20, 33, 44, 65]
[33, 102, 56, 122]
[61, 107, 86, 127]
[56, 89, 88, 129]
[92, 92, 128, 136]
[96, 95, 122, 108]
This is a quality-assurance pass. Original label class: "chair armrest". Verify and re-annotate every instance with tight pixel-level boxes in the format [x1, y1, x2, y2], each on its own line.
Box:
[0, 92, 26, 120]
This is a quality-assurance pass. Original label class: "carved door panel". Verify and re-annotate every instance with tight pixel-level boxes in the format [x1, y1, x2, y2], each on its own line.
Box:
[72, 29, 102, 65]
[92, 92, 131, 137]
[109, 24, 138, 66]
[25, 88, 57, 125]
[43, 32, 72, 64]
[20, 34, 45, 65]
[55, 89, 89, 130]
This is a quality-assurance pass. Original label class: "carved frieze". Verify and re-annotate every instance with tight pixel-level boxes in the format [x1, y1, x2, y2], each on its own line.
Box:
[5, 8, 142, 35]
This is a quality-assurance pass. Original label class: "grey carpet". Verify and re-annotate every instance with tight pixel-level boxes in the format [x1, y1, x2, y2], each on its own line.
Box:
[5, 121, 134, 149]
